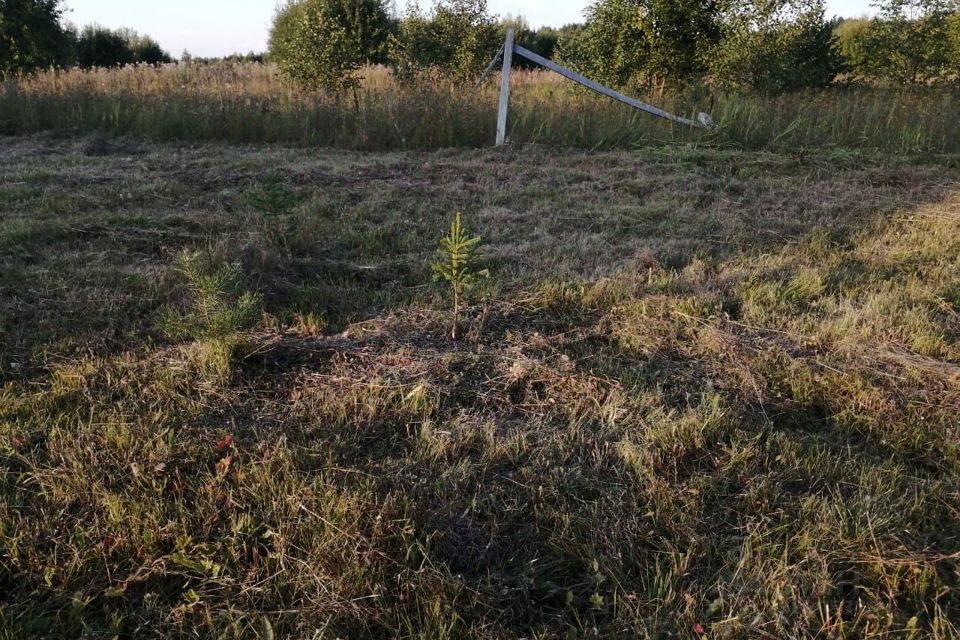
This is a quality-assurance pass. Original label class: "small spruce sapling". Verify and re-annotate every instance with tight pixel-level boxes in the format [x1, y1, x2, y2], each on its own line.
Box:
[431, 212, 488, 339]
[242, 172, 301, 255]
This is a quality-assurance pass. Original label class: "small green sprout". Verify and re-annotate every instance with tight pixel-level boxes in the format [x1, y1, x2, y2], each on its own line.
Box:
[431, 212, 488, 339]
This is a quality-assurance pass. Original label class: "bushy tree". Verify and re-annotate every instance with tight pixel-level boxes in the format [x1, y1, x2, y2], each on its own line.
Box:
[75, 25, 171, 68]
[561, 0, 723, 93]
[710, 0, 842, 93]
[834, 17, 873, 76]
[564, 0, 645, 88]
[389, 0, 499, 80]
[950, 12, 960, 73]
[76, 25, 132, 67]
[497, 16, 564, 68]
[125, 30, 172, 65]
[269, 0, 392, 91]
[519, 25, 561, 60]
[862, 0, 958, 83]
[0, 0, 72, 78]
[554, 22, 587, 64]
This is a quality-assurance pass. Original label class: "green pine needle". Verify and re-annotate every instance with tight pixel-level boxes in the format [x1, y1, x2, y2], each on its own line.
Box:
[431, 212, 488, 338]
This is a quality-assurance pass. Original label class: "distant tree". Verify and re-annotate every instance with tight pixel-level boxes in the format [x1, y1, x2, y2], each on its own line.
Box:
[194, 51, 266, 64]
[389, 0, 499, 80]
[862, 0, 958, 83]
[124, 29, 172, 64]
[559, 0, 644, 89]
[834, 17, 873, 76]
[76, 24, 132, 67]
[522, 26, 561, 59]
[497, 16, 561, 68]
[75, 25, 170, 68]
[554, 22, 587, 65]
[0, 0, 72, 78]
[950, 12, 960, 73]
[269, 0, 392, 91]
[710, 0, 842, 93]
[562, 0, 723, 94]
[387, 3, 430, 78]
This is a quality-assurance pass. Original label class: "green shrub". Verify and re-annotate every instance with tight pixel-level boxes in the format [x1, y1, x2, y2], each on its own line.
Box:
[710, 0, 842, 94]
[0, 0, 73, 78]
[862, 0, 957, 84]
[564, 0, 722, 93]
[269, 0, 392, 91]
[834, 18, 873, 77]
[558, 0, 649, 91]
[75, 25, 132, 68]
[389, 0, 500, 81]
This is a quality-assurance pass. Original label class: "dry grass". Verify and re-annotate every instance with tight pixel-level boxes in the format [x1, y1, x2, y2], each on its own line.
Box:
[1, 136, 959, 638]
[2, 63, 960, 153]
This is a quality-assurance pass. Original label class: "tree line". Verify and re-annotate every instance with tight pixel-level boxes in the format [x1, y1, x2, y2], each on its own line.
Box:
[1, 0, 171, 79]
[268, 0, 960, 94]
[3, 0, 959, 93]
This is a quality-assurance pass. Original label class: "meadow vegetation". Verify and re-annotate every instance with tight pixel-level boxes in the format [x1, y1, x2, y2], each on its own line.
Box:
[2, 62, 960, 155]
[1, 136, 958, 638]
[0, 0, 170, 77]
[4, 0, 960, 156]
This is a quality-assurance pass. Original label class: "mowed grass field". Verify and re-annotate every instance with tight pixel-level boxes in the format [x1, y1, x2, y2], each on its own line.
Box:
[1, 134, 960, 638]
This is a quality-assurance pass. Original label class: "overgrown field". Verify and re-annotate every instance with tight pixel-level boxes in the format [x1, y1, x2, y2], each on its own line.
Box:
[2, 63, 960, 154]
[1, 135, 960, 638]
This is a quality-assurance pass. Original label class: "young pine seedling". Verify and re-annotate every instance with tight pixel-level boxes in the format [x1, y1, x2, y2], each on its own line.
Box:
[432, 212, 488, 339]
[242, 171, 301, 255]
[158, 248, 262, 383]
[159, 249, 261, 343]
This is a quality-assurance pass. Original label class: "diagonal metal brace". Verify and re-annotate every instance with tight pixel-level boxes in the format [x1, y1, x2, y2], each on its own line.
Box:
[511, 44, 705, 128]
[476, 44, 505, 87]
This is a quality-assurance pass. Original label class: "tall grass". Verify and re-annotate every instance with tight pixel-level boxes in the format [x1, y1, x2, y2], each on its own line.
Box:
[2, 62, 959, 153]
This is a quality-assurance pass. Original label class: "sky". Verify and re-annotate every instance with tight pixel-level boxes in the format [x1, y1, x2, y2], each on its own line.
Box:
[62, 0, 877, 58]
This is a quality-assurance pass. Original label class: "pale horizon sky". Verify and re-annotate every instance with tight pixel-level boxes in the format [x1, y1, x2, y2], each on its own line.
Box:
[62, 0, 877, 58]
